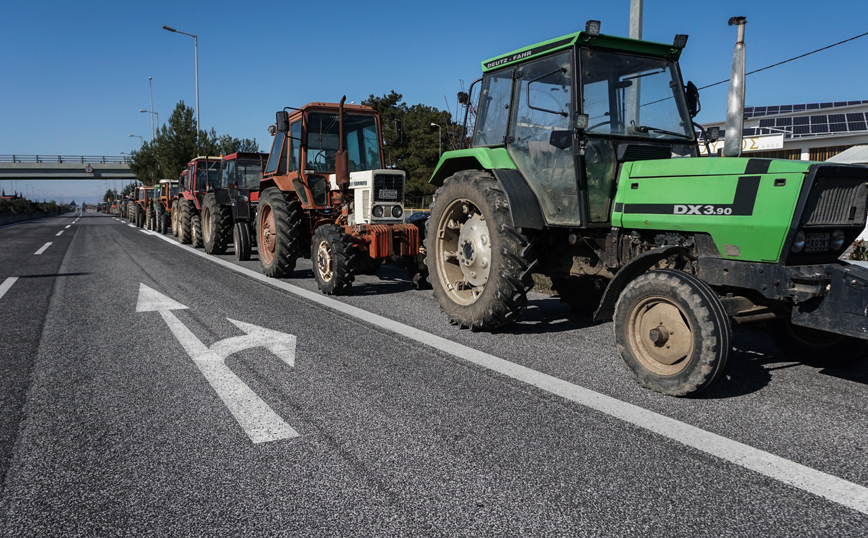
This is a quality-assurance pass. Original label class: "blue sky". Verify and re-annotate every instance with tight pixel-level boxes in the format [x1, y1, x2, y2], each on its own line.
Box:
[2, 0, 868, 202]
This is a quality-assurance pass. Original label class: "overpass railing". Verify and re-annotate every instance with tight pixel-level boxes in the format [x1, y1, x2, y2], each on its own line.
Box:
[0, 155, 132, 164]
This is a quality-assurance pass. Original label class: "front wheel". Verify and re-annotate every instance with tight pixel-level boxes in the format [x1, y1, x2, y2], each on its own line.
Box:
[233, 222, 252, 261]
[178, 200, 192, 244]
[171, 200, 180, 237]
[426, 170, 537, 331]
[311, 224, 355, 295]
[191, 213, 203, 248]
[614, 269, 732, 397]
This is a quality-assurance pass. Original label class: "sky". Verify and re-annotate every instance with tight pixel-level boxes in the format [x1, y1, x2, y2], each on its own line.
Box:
[2, 0, 868, 203]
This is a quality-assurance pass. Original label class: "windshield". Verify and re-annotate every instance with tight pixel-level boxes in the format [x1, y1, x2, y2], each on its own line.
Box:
[581, 49, 693, 140]
[305, 112, 382, 172]
[222, 158, 264, 190]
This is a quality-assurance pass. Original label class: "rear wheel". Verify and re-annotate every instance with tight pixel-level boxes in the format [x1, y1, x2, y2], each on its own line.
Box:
[202, 193, 232, 255]
[233, 222, 252, 261]
[191, 213, 203, 248]
[146, 207, 155, 230]
[312, 224, 355, 295]
[178, 200, 192, 244]
[614, 269, 732, 396]
[258, 187, 300, 277]
[136, 206, 144, 227]
[767, 318, 867, 367]
[427, 170, 537, 331]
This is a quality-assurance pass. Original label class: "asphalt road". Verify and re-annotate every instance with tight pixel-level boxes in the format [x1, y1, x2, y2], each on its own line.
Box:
[1, 211, 868, 536]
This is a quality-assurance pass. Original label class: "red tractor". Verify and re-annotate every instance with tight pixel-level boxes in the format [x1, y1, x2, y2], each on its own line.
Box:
[200, 152, 267, 260]
[153, 179, 179, 234]
[172, 156, 221, 246]
[257, 98, 425, 294]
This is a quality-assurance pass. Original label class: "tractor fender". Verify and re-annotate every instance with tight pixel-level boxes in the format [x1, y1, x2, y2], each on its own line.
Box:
[593, 246, 690, 322]
[491, 169, 545, 230]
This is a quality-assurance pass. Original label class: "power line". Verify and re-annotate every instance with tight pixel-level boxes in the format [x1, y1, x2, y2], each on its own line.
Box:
[699, 29, 868, 90]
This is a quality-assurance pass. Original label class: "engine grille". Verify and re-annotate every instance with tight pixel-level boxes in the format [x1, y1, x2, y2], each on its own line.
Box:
[802, 176, 868, 226]
[373, 173, 405, 203]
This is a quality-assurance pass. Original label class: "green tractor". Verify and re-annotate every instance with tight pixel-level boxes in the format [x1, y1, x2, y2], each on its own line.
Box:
[426, 19, 868, 396]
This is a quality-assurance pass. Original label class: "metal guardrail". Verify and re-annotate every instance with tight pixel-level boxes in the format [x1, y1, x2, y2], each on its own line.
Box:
[0, 155, 132, 164]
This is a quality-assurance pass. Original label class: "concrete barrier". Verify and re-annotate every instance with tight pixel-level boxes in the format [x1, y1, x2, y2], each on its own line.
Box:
[0, 211, 62, 226]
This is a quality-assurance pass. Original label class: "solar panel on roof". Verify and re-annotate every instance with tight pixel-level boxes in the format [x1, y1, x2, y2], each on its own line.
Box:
[794, 104, 806, 111]
[780, 105, 793, 113]
[811, 124, 829, 134]
[820, 102, 834, 108]
[829, 114, 845, 122]
[807, 103, 820, 110]
[794, 116, 809, 125]
[834, 102, 847, 107]
[810, 115, 827, 124]
[830, 122, 847, 132]
[767, 106, 780, 114]
[793, 125, 810, 135]
[777, 117, 792, 126]
[850, 122, 867, 131]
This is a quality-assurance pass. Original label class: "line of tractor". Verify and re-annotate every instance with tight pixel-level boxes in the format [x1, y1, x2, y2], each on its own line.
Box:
[110, 18, 868, 397]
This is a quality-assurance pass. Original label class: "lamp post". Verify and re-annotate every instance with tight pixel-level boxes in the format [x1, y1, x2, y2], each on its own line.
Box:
[139, 109, 159, 139]
[430, 123, 442, 157]
[128, 134, 143, 147]
[162, 25, 199, 146]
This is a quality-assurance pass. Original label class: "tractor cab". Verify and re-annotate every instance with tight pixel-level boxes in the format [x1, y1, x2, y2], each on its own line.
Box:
[446, 21, 695, 229]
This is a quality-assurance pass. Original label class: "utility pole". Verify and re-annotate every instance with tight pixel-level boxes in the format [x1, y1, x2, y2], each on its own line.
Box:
[627, 0, 643, 126]
[629, 0, 643, 39]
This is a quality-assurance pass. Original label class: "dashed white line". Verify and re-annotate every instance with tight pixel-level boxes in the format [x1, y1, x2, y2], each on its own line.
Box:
[65, 225, 71, 229]
[34, 242, 52, 255]
[55, 230, 64, 236]
[146, 232, 868, 515]
[0, 277, 18, 301]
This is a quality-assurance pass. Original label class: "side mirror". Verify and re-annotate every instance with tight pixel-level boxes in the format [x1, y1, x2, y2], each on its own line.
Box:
[457, 91, 469, 105]
[275, 111, 289, 132]
[685, 81, 700, 118]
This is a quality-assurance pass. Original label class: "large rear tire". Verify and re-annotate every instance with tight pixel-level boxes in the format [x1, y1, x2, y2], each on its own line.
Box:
[312, 224, 355, 295]
[202, 193, 232, 255]
[171, 200, 180, 237]
[614, 269, 732, 396]
[191, 213, 203, 248]
[426, 170, 537, 331]
[767, 318, 867, 367]
[178, 200, 192, 245]
[233, 222, 252, 261]
[257, 187, 300, 277]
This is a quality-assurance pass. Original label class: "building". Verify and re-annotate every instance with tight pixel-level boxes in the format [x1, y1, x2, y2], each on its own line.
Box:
[700, 100, 868, 161]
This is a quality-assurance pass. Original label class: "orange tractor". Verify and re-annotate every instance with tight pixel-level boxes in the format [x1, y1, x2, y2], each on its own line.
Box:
[257, 98, 426, 294]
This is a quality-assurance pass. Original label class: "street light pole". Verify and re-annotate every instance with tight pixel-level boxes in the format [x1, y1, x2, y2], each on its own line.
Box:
[128, 134, 143, 147]
[148, 77, 155, 139]
[430, 123, 442, 157]
[139, 109, 159, 139]
[162, 25, 199, 147]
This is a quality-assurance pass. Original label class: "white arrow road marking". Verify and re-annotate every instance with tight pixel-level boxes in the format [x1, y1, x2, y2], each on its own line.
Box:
[136, 283, 299, 444]
[0, 277, 18, 302]
[34, 242, 52, 255]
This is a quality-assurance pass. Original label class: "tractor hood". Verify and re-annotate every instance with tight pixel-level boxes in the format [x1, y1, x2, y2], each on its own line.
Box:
[624, 157, 812, 180]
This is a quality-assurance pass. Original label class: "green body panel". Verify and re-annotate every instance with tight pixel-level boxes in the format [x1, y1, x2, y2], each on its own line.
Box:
[613, 158, 814, 263]
[481, 31, 682, 73]
[429, 148, 516, 186]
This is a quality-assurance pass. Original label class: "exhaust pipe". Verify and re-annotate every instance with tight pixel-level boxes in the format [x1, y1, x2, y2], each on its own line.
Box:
[724, 17, 747, 158]
[335, 95, 350, 190]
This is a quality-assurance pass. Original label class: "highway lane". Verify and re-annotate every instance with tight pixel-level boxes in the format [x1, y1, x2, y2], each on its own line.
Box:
[1, 212, 867, 535]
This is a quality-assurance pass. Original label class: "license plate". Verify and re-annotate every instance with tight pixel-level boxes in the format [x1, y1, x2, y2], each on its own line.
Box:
[379, 189, 398, 200]
[805, 232, 830, 252]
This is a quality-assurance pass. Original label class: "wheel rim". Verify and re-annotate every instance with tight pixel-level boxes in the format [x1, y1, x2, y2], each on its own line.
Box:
[435, 198, 491, 306]
[203, 207, 212, 244]
[316, 239, 334, 282]
[628, 295, 694, 375]
[259, 204, 275, 265]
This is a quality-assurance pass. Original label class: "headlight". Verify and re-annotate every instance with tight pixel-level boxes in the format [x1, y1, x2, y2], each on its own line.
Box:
[792, 230, 806, 253]
[372, 205, 384, 218]
[391, 205, 403, 218]
[831, 229, 846, 250]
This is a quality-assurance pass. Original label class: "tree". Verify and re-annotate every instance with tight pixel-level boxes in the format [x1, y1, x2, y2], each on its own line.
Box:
[128, 101, 259, 185]
[362, 92, 453, 200]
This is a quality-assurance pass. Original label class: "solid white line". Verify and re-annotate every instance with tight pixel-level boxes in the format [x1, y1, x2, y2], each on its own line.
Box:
[0, 277, 18, 302]
[34, 242, 52, 255]
[146, 232, 868, 514]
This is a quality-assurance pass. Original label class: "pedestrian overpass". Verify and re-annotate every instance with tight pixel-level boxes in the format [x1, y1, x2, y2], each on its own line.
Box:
[0, 155, 136, 180]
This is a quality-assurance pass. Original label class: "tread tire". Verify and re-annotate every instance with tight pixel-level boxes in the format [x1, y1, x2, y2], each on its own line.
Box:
[312, 224, 355, 295]
[202, 193, 232, 255]
[426, 170, 537, 331]
[614, 269, 731, 397]
[233, 222, 252, 261]
[178, 200, 192, 244]
[257, 187, 300, 277]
